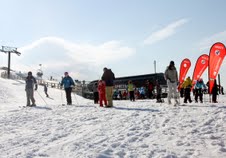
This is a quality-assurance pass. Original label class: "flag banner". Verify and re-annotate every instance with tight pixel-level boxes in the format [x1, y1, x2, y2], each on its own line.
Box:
[179, 58, 191, 90]
[208, 42, 226, 93]
[192, 54, 209, 89]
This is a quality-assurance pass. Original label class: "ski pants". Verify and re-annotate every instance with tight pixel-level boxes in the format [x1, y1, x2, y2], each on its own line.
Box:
[167, 80, 179, 102]
[26, 88, 35, 105]
[65, 87, 72, 104]
[93, 92, 99, 104]
[129, 91, 135, 101]
[184, 88, 192, 103]
[99, 92, 107, 106]
[195, 89, 203, 102]
[212, 92, 217, 102]
[44, 90, 49, 97]
[106, 86, 114, 107]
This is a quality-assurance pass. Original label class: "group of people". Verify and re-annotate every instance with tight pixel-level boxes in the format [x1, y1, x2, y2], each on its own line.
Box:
[25, 61, 221, 107]
[25, 67, 115, 107]
[165, 61, 220, 105]
[92, 67, 115, 107]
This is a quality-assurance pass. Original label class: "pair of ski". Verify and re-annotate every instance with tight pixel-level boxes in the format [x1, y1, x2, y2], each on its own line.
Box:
[19, 105, 38, 108]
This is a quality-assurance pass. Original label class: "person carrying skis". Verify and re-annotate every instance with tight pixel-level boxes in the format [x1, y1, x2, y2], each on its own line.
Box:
[98, 80, 107, 107]
[164, 61, 179, 106]
[101, 67, 115, 107]
[60, 72, 75, 105]
[194, 78, 206, 103]
[182, 76, 192, 103]
[25, 71, 38, 107]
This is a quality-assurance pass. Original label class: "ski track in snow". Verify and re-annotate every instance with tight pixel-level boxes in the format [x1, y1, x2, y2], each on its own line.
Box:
[0, 77, 226, 158]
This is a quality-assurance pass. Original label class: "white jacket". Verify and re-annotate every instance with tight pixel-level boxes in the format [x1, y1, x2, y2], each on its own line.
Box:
[164, 66, 178, 83]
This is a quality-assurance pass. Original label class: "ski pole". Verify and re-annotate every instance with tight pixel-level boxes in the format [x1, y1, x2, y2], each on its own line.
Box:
[60, 89, 64, 105]
[36, 90, 48, 105]
[73, 92, 79, 105]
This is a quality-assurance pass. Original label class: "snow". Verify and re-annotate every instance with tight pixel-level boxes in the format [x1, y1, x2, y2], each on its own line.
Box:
[0, 77, 226, 158]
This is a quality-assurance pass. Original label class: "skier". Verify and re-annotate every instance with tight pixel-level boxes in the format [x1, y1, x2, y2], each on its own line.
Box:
[44, 84, 49, 97]
[164, 61, 179, 106]
[60, 72, 75, 105]
[182, 76, 192, 103]
[194, 78, 206, 103]
[98, 80, 107, 107]
[101, 67, 115, 107]
[25, 71, 38, 107]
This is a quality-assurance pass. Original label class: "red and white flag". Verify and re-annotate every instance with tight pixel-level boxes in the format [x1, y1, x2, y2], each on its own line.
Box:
[178, 58, 191, 90]
[192, 54, 209, 89]
[208, 42, 226, 93]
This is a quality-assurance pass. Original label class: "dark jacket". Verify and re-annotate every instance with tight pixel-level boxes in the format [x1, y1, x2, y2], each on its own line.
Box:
[212, 80, 218, 95]
[101, 69, 115, 86]
[25, 76, 37, 90]
[93, 83, 98, 93]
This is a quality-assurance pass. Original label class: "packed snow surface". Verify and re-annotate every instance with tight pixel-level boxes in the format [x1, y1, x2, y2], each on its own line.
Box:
[0, 77, 226, 158]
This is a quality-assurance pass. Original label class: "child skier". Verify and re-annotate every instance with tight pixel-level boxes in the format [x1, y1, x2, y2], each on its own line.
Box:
[98, 80, 107, 107]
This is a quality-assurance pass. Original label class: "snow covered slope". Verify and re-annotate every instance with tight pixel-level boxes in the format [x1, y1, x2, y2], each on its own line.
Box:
[0, 77, 226, 158]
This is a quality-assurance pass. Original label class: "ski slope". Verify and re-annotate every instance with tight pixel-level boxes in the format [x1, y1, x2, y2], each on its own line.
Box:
[0, 77, 226, 158]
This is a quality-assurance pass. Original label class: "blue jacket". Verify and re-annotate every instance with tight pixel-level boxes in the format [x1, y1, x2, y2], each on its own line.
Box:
[195, 81, 206, 89]
[61, 76, 75, 89]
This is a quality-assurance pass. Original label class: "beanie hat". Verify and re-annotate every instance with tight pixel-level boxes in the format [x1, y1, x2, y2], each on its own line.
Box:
[170, 61, 175, 65]
[64, 72, 68, 75]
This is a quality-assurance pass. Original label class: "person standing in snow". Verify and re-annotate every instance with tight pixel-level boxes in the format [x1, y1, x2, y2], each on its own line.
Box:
[211, 79, 218, 103]
[128, 80, 135, 101]
[60, 72, 75, 105]
[194, 78, 206, 103]
[98, 80, 107, 107]
[25, 71, 38, 107]
[164, 61, 179, 105]
[44, 84, 49, 97]
[145, 80, 154, 99]
[182, 76, 192, 103]
[101, 67, 115, 107]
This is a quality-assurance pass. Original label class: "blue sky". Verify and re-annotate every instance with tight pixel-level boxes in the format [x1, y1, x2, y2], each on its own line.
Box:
[1, 0, 226, 84]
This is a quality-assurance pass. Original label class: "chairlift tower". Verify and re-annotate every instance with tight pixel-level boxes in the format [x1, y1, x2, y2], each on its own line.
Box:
[0, 46, 21, 79]
[37, 64, 43, 79]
